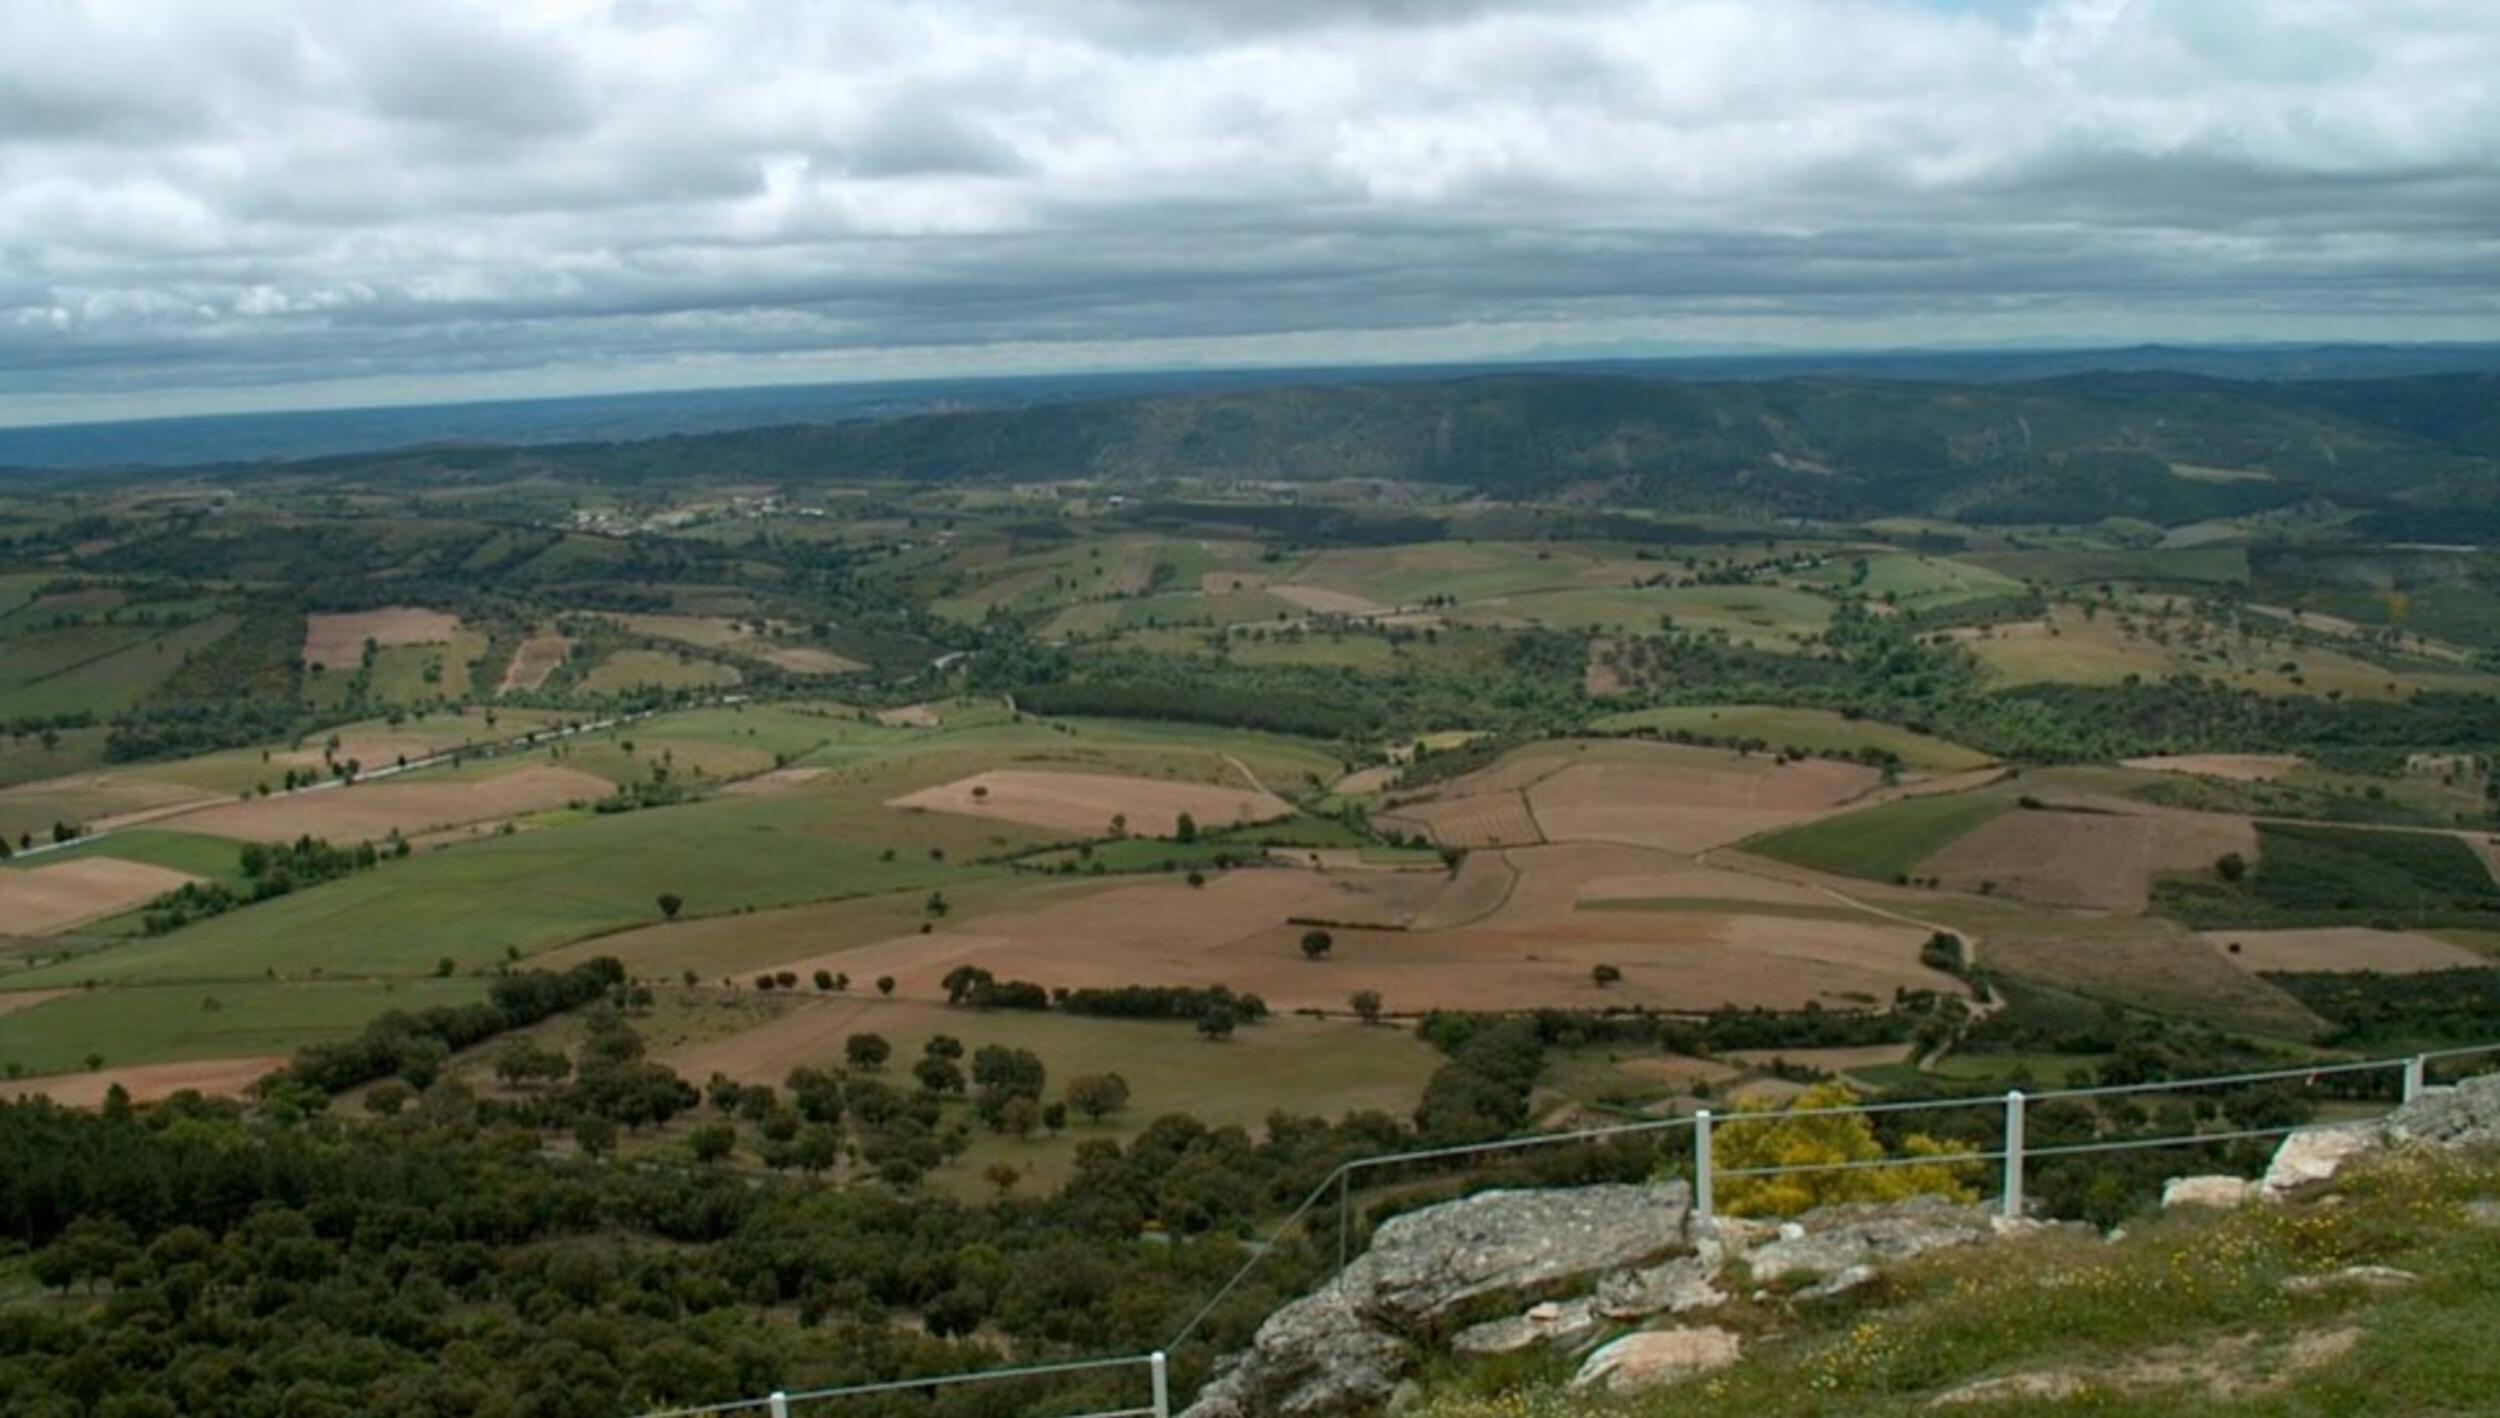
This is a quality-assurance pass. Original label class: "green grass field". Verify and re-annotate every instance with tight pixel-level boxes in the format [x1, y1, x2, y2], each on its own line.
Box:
[0, 614, 239, 719]
[1, 790, 990, 987]
[0, 977, 489, 1077]
[1453, 585, 1832, 647]
[1744, 790, 2014, 881]
[24, 828, 246, 884]
[1801, 552, 2026, 611]
[1589, 705, 1995, 771]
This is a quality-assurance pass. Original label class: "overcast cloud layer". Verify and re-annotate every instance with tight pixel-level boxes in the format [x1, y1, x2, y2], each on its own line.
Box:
[5, 0, 2498, 424]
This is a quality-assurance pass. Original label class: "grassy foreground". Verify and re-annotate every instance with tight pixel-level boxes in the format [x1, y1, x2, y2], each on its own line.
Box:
[1414, 1147, 2500, 1417]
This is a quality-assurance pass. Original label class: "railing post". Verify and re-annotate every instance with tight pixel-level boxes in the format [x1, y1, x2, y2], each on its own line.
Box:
[1693, 1109, 1714, 1229]
[2404, 1055, 2426, 1103]
[2001, 1090, 2026, 1220]
[768, 1393, 790, 1418]
[1336, 1168, 1350, 1276]
[1150, 1351, 1171, 1418]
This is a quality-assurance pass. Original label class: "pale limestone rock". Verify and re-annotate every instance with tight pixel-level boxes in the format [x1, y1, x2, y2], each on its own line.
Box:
[2280, 1264, 2418, 1295]
[2261, 1127, 2382, 1199]
[2162, 1175, 2255, 1210]
[1569, 1327, 1743, 1394]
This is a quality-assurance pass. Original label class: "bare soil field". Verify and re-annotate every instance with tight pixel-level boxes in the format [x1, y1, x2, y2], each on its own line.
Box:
[888, 769, 1290, 839]
[2122, 754, 2305, 782]
[875, 703, 942, 728]
[1333, 765, 1399, 796]
[1376, 790, 1545, 848]
[1271, 584, 1392, 617]
[756, 850, 1954, 1018]
[499, 633, 571, 694]
[1917, 806, 2255, 911]
[721, 767, 829, 797]
[0, 858, 199, 935]
[2202, 927, 2490, 975]
[302, 607, 459, 668]
[169, 765, 612, 843]
[1584, 638, 1625, 697]
[0, 989, 70, 1018]
[2, 1055, 283, 1108]
[1525, 747, 1879, 853]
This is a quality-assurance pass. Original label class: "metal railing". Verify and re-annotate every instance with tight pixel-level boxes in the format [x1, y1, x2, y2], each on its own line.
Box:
[632, 1353, 1168, 1418]
[630, 1039, 2500, 1417]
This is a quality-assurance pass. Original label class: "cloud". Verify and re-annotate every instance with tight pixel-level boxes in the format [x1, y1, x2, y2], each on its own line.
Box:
[1, 0, 2496, 422]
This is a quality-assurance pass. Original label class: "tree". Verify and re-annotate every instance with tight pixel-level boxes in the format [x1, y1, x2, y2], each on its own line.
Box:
[1713, 1081, 1976, 1217]
[913, 1055, 965, 1094]
[574, 1113, 617, 1158]
[1175, 811, 1198, 842]
[845, 1033, 892, 1070]
[1591, 963, 1623, 988]
[813, 969, 834, 992]
[1066, 1072, 1132, 1122]
[493, 1036, 571, 1088]
[925, 1034, 964, 1059]
[364, 1080, 411, 1116]
[1300, 928, 1334, 961]
[983, 1163, 1022, 1197]
[876, 976, 896, 997]
[998, 1095, 1041, 1138]
[1349, 990, 1383, 1025]
[2216, 851, 2248, 883]
[688, 1123, 736, 1164]
[1196, 1006, 1237, 1042]
[656, 892, 683, 920]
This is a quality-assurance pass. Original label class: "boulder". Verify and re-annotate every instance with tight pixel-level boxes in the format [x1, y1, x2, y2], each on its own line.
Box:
[1745, 1199, 1999, 1284]
[1450, 1299, 1598, 1356]
[2385, 1073, 2500, 1148]
[1591, 1239, 1726, 1320]
[1932, 1372, 2086, 1407]
[1356, 1182, 1695, 1323]
[1569, 1326, 1742, 1394]
[2162, 1175, 2255, 1210]
[1179, 1183, 1693, 1418]
[1797, 1264, 1878, 1301]
[2279, 1264, 2418, 1295]
[2261, 1126, 2383, 1199]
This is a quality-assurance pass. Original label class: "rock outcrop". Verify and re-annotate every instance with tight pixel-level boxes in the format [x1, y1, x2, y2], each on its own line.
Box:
[1187, 1073, 2500, 1418]
[1568, 1327, 1742, 1393]
[1744, 1198, 2011, 1284]
[1181, 1184, 1695, 1418]
[2259, 1073, 2500, 1197]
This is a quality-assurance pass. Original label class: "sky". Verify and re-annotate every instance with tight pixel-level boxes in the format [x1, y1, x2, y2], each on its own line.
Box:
[4, 0, 2497, 426]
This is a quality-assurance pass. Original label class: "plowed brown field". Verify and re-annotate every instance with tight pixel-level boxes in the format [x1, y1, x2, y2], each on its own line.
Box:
[169, 765, 611, 843]
[888, 769, 1289, 838]
[3, 1055, 283, 1107]
[1918, 806, 2254, 910]
[0, 858, 199, 936]
[2203, 927, 2487, 975]
[303, 607, 458, 667]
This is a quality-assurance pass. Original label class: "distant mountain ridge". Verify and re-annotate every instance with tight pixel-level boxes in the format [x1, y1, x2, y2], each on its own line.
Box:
[15, 361, 2500, 535]
[8, 342, 2500, 470]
